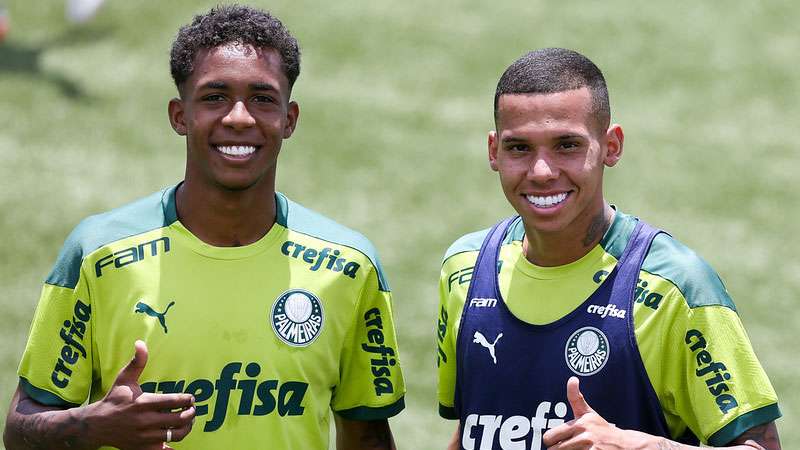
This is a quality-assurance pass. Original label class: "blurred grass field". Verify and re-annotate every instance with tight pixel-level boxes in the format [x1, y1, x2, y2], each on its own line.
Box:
[1, 0, 798, 448]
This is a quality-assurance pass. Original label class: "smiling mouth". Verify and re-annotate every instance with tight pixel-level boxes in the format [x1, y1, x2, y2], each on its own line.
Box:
[525, 192, 569, 208]
[216, 145, 257, 157]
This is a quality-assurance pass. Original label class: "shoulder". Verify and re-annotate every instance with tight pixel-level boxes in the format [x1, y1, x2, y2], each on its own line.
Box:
[644, 230, 735, 310]
[603, 210, 735, 311]
[277, 192, 390, 291]
[442, 216, 525, 265]
[46, 187, 178, 289]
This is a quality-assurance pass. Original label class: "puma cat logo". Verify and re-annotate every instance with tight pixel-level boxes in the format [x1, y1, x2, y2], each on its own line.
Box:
[135, 301, 175, 334]
[473, 331, 503, 364]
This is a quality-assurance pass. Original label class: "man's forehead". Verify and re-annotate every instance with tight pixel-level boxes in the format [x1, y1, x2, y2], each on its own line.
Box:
[496, 89, 594, 133]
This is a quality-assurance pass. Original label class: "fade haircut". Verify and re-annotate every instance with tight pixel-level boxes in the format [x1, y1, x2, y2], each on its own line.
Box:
[494, 48, 610, 132]
[170, 5, 300, 95]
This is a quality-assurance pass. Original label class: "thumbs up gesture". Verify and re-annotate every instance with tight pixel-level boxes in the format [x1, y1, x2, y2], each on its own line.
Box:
[83, 340, 196, 450]
[542, 377, 638, 449]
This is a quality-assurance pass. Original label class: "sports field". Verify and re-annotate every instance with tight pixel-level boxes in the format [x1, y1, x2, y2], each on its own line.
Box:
[1, 0, 797, 448]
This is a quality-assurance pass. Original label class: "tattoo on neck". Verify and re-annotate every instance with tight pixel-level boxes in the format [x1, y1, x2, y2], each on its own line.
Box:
[582, 212, 610, 248]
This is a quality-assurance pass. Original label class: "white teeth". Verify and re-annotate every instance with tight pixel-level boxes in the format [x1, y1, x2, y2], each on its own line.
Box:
[526, 192, 568, 208]
[217, 145, 256, 156]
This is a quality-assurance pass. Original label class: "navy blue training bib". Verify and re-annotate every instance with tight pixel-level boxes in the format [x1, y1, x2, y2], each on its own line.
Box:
[454, 217, 689, 450]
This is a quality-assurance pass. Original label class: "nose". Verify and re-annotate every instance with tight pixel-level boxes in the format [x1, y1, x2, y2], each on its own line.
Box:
[222, 101, 256, 129]
[527, 156, 558, 183]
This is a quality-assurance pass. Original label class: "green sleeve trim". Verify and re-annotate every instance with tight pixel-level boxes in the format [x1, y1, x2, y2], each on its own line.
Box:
[334, 397, 405, 421]
[599, 210, 736, 311]
[442, 217, 525, 264]
[45, 186, 179, 289]
[19, 377, 80, 408]
[707, 403, 781, 446]
[439, 403, 457, 419]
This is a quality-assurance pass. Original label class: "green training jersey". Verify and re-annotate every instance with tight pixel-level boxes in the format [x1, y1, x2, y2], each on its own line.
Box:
[437, 211, 779, 446]
[19, 185, 405, 449]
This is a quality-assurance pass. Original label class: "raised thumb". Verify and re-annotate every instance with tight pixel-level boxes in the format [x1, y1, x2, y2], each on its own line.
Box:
[115, 340, 148, 385]
[566, 376, 594, 417]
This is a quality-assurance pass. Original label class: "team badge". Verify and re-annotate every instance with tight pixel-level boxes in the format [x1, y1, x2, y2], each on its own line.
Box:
[564, 326, 609, 376]
[271, 289, 324, 347]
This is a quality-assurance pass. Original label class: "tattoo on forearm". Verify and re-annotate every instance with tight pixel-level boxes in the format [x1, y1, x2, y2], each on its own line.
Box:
[735, 422, 781, 450]
[655, 439, 681, 449]
[582, 211, 610, 248]
[14, 398, 91, 450]
[359, 420, 395, 450]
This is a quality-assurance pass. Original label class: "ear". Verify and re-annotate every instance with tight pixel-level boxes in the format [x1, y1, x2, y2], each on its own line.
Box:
[168, 98, 187, 136]
[488, 130, 499, 172]
[282, 101, 300, 139]
[603, 124, 624, 167]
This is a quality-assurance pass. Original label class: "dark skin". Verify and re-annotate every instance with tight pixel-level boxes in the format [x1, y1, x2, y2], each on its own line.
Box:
[5, 43, 395, 450]
[4, 341, 195, 450]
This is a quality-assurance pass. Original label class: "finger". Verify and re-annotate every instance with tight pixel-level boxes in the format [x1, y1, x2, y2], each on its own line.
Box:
[546, 433, 592, 450]
[115, 340, 149, 385]
[166, 423, 193, 442]
[136, 392, 195, 410]
[566, 376, 594, 417]
[138, 406, 196, 429]
[542, 419, 577, 448]
[744, 440, 766, 450]
[138, 423, 193, 444]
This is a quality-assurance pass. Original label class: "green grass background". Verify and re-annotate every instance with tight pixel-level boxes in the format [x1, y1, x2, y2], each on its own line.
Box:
[1, 0, 797, 448]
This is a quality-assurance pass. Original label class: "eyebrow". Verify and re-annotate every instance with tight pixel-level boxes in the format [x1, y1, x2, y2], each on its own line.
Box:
[199, 81, 278, 91]
[501, 133, 587, 144]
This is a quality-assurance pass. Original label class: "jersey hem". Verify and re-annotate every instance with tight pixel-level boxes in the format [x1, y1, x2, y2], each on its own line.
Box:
[19, 377, 80, 408]
[439, 403, 457, 419]
[334, 397, 405, 421]
[707, 403, 781, 446]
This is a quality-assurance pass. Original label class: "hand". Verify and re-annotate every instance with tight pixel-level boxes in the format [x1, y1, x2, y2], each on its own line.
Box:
[542, 377, 655, 449]
[84, 340, 196, 450]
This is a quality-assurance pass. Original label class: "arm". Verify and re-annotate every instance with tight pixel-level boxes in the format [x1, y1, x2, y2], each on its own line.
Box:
[446, 424, 460, 450]
[334, 414, 396, 450]
[4, 341, 195, 450]
[542, 377, 780, 450]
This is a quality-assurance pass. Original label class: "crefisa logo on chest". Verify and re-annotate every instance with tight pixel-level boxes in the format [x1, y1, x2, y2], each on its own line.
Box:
[565, 326, 609, 376]
[271, 289, 324, 346]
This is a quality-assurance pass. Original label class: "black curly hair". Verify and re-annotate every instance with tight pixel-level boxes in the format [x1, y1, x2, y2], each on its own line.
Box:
[494, 48, 610, 133]
[170, 5, 300, 94]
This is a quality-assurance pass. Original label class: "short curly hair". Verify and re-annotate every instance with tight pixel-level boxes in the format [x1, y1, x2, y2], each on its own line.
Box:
[170, 5, 300, 93]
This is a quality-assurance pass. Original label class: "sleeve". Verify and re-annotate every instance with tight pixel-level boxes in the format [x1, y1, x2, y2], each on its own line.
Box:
[437, 255, 470, 419]
[18, 266, 95, 407]
[330, 265, 405, 420]
[664, 303, 780, 445]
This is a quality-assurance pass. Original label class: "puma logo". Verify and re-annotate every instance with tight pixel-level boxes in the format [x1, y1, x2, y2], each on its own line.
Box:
[134, 301, 175, 334]
[473, 331, 503, 364]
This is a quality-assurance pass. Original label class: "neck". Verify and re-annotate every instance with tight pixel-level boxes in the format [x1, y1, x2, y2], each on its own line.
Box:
[523, 203, 614, 267]
[175, 180, 276, 247]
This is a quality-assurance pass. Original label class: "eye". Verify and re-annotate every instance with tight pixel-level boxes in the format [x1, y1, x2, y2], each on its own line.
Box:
[252, 95, 276, 104]
[558, 141, 580, 151]
[507, 144, 529, 152]
[202, 94, 225, 102]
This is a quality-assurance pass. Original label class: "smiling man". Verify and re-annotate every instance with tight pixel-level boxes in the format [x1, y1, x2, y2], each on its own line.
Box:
[436, 48, 780, 449]
[4, 6, 404, 450]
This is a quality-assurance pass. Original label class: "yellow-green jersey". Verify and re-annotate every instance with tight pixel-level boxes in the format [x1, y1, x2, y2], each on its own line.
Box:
[437, 211, 780, 446]
[18, 185, 405, 449]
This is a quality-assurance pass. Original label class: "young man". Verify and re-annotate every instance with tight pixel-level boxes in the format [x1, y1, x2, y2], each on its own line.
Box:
[4, 6, 404, 449]
[436, 48, 780, 449]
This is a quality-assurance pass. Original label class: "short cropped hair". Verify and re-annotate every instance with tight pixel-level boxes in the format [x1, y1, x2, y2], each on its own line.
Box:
[170, 5, 300, 93]
[494, 48, 610, 132]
